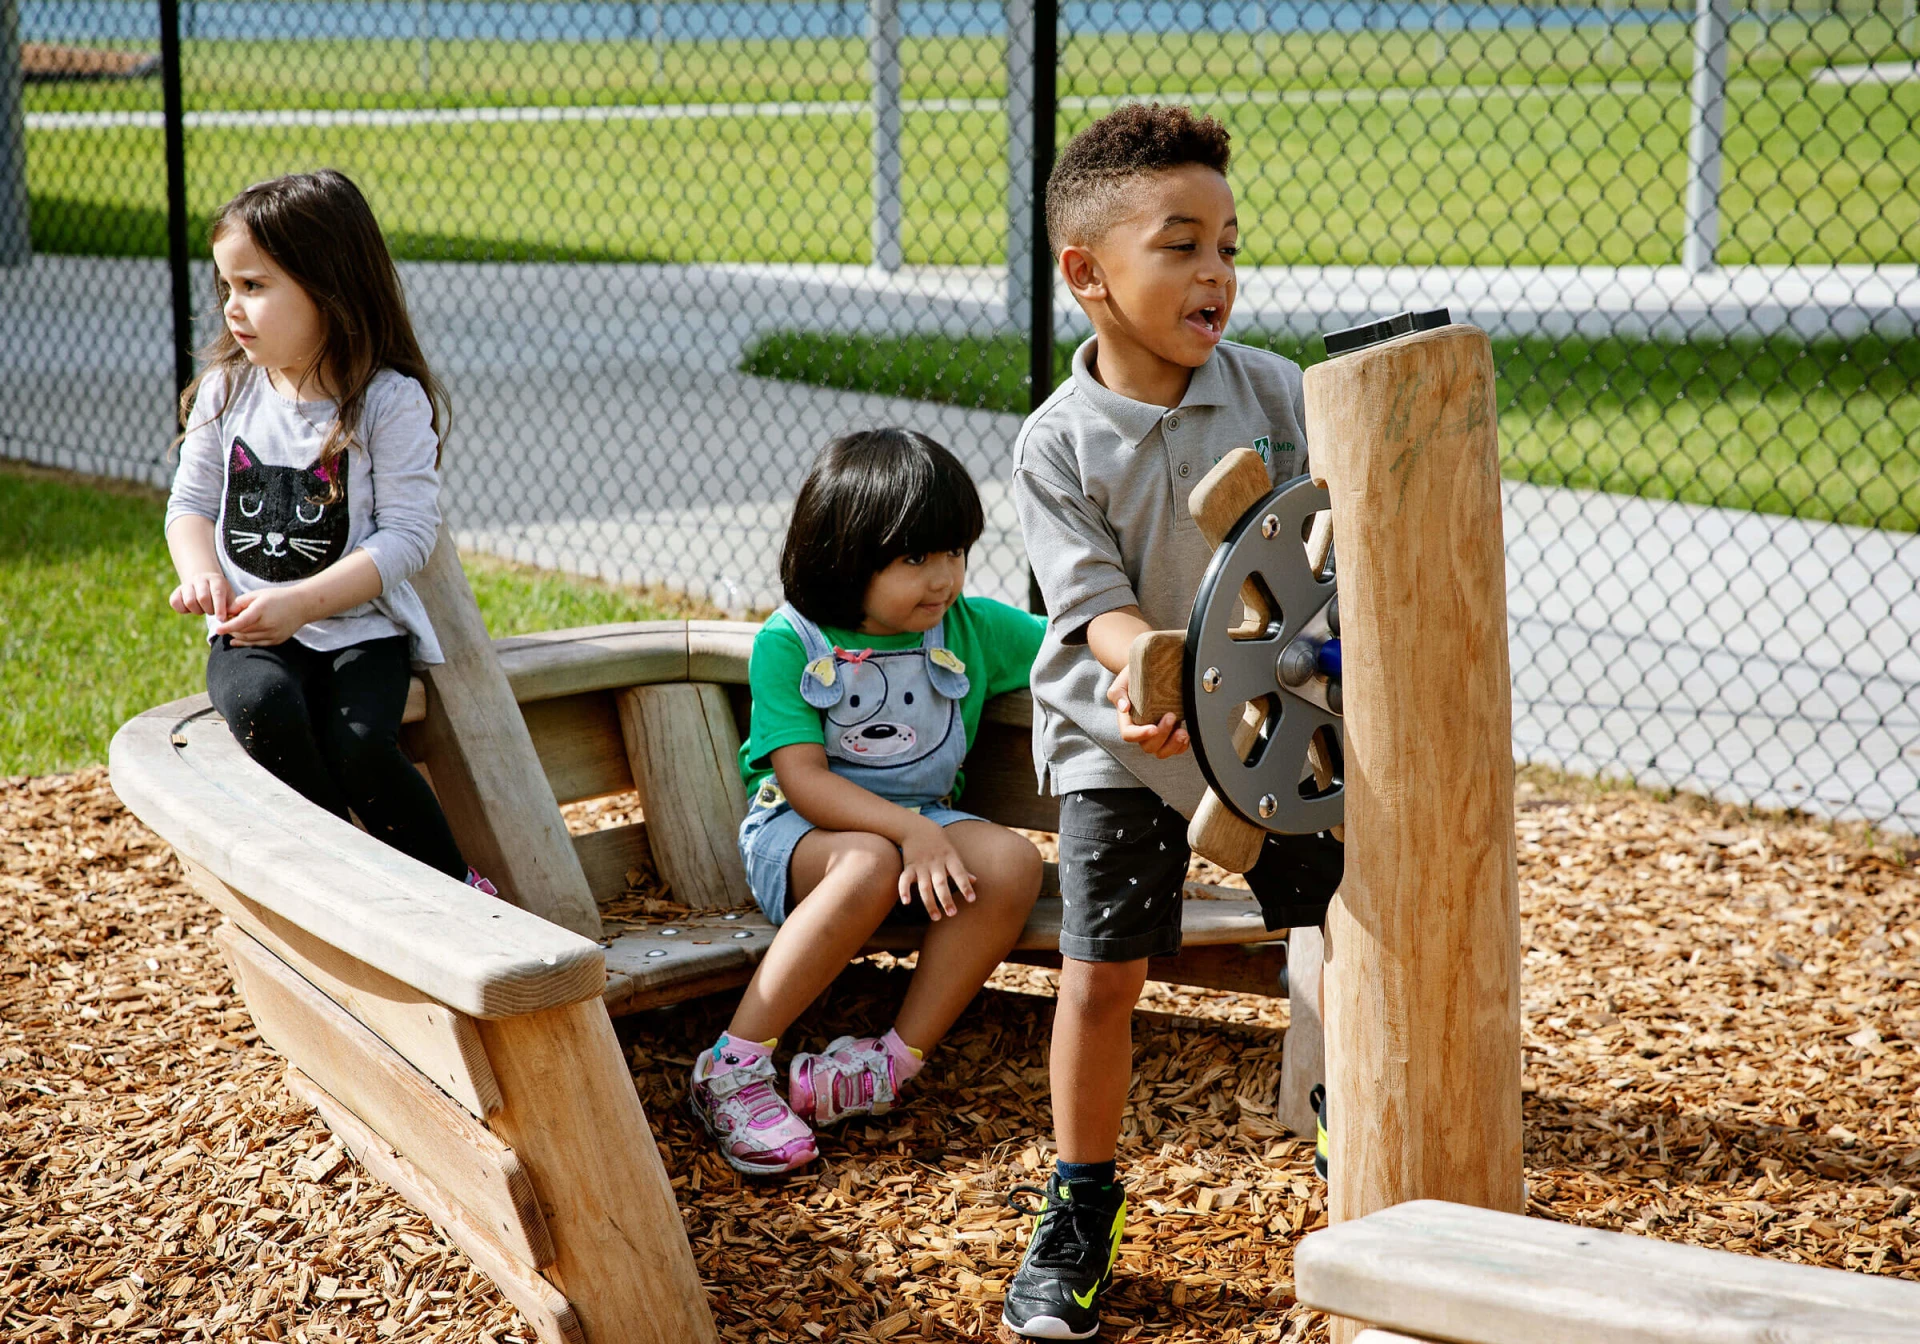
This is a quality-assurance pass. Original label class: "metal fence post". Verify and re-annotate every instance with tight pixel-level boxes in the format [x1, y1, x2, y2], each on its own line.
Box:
[160, 0, 195, 406]
[869, 0, 902, 272]
[1026, 0, 1056, 410]
[0, 0, 29, 266]
[417, 0, 432, 95]
[1023, 0, 1057, 614]
[1006, 0, 1034, 329]
[1683, 0, 1730, 274]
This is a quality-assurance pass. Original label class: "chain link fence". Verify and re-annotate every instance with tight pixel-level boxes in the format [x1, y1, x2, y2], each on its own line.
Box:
[5, 0, 1918, 828]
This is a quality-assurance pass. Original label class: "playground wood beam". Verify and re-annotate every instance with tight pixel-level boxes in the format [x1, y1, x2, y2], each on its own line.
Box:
[411, 523, 604, 940]
[1305, 324, 1523, 1342]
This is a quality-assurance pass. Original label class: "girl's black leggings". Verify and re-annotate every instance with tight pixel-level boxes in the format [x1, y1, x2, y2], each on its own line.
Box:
[205, 633, 469, 881]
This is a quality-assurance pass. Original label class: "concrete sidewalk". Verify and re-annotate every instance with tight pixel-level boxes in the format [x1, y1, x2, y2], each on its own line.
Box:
[6, 253, 1917, 830]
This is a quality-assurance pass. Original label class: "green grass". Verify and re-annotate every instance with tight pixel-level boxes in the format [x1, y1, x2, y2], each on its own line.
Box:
[741, 329, 1920, 531]
[26, 18, 1920, 266]
[0, 465, 688, 776]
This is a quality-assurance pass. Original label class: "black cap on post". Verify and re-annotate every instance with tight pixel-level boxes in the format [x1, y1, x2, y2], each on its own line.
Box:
[1322, 308, 1453, 359]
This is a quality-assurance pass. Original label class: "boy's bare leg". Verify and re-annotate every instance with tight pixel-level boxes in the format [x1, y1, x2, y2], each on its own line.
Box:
[1051, 956, 1150, 1161]
[893, 821, 1042, 1052]
[727, 830, 901, 1042]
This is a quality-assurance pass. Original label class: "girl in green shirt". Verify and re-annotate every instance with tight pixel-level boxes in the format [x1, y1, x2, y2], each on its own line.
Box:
[690, 429, 1046, 1175]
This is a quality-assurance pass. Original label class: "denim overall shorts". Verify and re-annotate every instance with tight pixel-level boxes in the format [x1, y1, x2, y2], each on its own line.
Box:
[737, 603, 976, 924]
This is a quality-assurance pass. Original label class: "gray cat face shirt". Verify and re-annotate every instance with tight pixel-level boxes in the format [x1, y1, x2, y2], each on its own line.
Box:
[165, 365, 447, 665]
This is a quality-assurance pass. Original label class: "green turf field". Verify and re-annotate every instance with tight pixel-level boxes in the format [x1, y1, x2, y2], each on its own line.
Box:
[26, 17, 1920, 266]
[742, 329, 1920, 532]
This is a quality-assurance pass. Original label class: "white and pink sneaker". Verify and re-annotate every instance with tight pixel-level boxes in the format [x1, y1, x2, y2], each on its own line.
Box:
[788, 1035, 902, 1127]
[689, 1041, 817, 1175]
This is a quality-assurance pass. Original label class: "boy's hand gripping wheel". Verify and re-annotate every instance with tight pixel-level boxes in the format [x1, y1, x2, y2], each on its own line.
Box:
[1127, 450, 1344, 872]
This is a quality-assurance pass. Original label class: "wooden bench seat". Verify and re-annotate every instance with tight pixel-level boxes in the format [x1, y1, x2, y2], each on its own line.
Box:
[1295, 1199, 1920, 1344]
[598, 886, 1281, 1015]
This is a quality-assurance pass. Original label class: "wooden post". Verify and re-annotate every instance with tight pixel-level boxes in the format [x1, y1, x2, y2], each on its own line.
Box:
[615, 682, 751, 911]
[1276, 924, 1325, 1139]
[410, 524, 603, 941]
[478, 1000, 720, 1344]
[1304, 325, 1522, 1343]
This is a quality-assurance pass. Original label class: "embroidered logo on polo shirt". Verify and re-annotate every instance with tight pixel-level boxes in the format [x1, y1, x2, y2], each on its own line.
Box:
[1252, 435, 1271, 461]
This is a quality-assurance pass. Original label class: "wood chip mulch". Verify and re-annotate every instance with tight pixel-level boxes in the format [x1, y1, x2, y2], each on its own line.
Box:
[4, 769, 1917, 1343]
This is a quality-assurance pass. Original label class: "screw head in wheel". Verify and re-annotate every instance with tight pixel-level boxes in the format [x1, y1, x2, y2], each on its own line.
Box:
[1201, 666, 1221, 693]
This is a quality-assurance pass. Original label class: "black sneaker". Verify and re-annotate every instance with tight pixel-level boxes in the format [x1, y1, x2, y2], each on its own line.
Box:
[1312, 1083, 1329, 1180]
[999, 1175, 1127, 1340]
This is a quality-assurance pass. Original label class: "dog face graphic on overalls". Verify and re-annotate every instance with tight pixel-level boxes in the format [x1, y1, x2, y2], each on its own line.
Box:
[784, 605, 972, 805]
[822, 650, 951, 769]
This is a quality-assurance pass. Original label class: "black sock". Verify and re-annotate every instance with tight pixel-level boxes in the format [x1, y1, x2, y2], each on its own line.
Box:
[1056, 1158, 1117, 1189]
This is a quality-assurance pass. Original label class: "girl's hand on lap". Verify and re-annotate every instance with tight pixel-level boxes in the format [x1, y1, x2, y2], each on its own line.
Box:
[899, 817, 976, 920]
[214, 587, 314, 647]
[170, 572, 232, 621]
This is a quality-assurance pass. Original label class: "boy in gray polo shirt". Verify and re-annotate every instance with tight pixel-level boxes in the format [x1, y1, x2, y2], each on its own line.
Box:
[1001, 104, 1343, 1340]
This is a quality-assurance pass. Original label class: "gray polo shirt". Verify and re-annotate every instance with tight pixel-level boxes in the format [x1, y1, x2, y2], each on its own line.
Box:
[1011, 336, 1310, 815]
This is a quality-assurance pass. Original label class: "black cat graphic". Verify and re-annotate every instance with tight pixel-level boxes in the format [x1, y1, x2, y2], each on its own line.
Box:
[221, 437, 349, 582]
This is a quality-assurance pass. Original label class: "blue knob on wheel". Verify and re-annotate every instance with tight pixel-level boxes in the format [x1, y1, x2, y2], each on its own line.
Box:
[1317, 638, 1342, 679]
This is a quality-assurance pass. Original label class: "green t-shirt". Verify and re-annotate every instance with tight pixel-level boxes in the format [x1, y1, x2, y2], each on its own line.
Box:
[738, 595, 1047, 802]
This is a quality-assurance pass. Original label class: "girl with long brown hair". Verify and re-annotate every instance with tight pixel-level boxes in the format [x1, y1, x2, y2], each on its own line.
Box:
[163, 168, 492, 893]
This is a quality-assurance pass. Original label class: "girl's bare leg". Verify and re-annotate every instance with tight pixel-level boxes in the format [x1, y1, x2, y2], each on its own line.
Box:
[893, 821, 1042, 1052]
[727, 830, 901, 1042]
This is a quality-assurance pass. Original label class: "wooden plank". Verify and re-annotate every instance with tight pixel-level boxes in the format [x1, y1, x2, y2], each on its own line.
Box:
[478, 1000, 721, 1344]
[496, 622, 690, 704]
[1296, 1200, 1920, 1344]
[215, 925, 555, 1268]
[409, 525, 602, 940]
[617, 683, 750, 911]
[522, 692, 633, 805]
[573, 822, 653, 906]
[1277, 923, 1326, 1140]
[961, 719, 1060, 833]
[982, 689, 1034, 729]
[599, 902, 1285, 1015]
[1010, 936, 1287, 998]
[687, 620, 754, 684]
[284, 1067, 584, 1344]
[1351, 1333, 1434, 1344]
[183, 857, 502, 1118]
[1307, 326, 1524, 1291]
[108, 702, 606, 1019]
[865, 881, 1278, 955]
[403, 624, 693, 726]
[601, 913, 772, 1014]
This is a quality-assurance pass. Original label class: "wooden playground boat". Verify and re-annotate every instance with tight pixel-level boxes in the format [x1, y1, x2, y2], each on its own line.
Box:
[109, 534, 1321, 1344]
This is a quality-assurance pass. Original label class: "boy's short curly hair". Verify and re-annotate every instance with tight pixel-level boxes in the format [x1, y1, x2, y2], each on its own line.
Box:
[1045, 103, 1232, 256]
